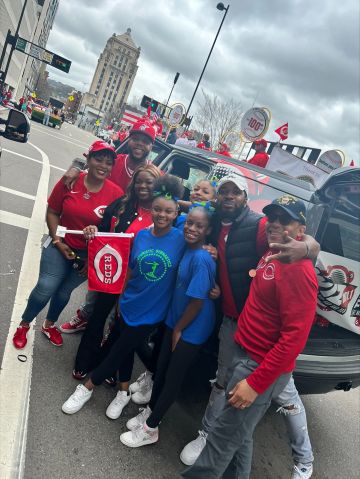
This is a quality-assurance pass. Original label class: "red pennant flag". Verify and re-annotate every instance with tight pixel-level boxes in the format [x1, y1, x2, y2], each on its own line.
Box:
[350, 160, 355, 167]
[275, 123, 288, 140]
[87, 235, 132, 294]
[147, 105, 151, 117]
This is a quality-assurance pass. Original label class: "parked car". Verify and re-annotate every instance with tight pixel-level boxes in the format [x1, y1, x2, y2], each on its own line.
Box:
[0, 107, 30, 156]
[116, 138, 360, 395]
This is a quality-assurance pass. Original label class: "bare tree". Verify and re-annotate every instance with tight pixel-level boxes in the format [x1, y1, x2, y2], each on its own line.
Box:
[193, 90, 243, 150]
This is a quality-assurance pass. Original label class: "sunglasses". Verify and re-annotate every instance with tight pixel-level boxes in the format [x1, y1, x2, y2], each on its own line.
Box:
[266, 213, 293, 225]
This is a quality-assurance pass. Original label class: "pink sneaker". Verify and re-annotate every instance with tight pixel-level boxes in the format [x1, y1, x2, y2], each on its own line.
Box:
[60, 310, 88, 334]
[41, 323, 63, 346]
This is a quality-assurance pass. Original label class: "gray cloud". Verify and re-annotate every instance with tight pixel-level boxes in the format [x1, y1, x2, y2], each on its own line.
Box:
[47, 0, 359, 163]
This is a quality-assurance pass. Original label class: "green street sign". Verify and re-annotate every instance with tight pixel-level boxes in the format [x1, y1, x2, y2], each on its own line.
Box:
[15, 37, 27, 53]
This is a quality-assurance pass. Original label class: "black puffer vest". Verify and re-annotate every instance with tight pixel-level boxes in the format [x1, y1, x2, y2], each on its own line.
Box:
[210, 205, 262, 315]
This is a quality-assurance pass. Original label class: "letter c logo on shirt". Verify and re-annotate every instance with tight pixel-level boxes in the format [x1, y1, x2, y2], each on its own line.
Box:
[93, 205, 107, 218]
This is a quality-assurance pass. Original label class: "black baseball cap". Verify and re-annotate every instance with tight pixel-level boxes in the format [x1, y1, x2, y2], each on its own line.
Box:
[263, 195, 307, 225]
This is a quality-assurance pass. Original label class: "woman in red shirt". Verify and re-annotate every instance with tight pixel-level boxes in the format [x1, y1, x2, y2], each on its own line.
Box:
[12, 141, 122, 350]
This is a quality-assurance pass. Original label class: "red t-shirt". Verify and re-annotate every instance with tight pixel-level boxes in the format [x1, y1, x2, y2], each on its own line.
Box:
[216, 150, 232, 157]
[248, 152, 269, 168]
[108, 154, 150, 193]
[48, 174, 123, 250]
[234, 251, 318, 394]
[218, 217, 268, 318]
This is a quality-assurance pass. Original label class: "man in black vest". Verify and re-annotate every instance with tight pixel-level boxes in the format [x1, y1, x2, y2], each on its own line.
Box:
[180, 173, 315, 479]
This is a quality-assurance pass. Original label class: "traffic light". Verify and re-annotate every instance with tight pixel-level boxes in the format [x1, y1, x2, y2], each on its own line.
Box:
[51, 54, 71, 73]
[140, 95, 160, 112]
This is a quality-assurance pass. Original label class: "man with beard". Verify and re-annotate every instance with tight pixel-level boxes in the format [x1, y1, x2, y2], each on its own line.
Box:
[180, 175, 317, 479]
[63, 120, 156, 192]
[180, 192, 318, 479]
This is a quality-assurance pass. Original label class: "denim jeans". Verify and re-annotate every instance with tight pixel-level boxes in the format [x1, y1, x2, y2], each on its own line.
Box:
[43, 114, 50, 126]
[21, 243, 87, 323]
[201, 316, 314, 467]
[181, 346, 291, 479]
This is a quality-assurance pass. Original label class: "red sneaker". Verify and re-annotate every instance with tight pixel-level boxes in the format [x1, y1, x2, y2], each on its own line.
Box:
[41, 324, 63, 346]
[13, 325, 30, 349]
[60, 310, 88, 334]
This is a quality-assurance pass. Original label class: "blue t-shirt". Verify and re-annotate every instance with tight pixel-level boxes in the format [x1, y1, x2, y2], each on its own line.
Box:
[175, 214, 187, 231]
[120, 227, 186, 326]
[165, 248, 216, 345]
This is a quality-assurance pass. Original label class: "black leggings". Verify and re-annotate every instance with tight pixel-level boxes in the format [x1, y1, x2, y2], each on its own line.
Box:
[75, 292, 118, 372]
[90, 315, 156, 386]
[147, 326, 201, 429]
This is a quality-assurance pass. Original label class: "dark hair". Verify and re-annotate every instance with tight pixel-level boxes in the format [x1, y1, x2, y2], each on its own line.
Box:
[152, 174, 184, 203]
[87, 149, 116, 164]
[193, 179, 216, 198]
[188, 205, 213, 225]
[118, 164, 162, 216]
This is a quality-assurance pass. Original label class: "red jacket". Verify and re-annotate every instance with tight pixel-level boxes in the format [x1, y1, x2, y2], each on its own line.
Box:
[248, 152, 269, 168]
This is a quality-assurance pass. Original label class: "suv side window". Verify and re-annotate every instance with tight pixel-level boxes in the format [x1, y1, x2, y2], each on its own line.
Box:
[321, 186, 360, 262]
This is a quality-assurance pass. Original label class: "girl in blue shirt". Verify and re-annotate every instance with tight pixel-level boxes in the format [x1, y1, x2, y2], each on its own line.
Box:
[120, 205, 216, 448]
[62, 175, 186, 417]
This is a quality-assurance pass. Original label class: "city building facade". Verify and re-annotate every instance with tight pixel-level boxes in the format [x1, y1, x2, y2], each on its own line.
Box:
[0, 0, 58, 99]
[64, 89, 82, 121]
[81, 28, 140, 127]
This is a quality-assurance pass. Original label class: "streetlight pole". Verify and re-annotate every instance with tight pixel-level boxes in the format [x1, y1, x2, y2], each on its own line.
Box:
[185, 3, 229, 118]
[162, 72, 180, 118]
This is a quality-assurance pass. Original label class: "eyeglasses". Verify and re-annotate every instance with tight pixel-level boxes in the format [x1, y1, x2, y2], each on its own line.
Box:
[266, 213, 293, 225]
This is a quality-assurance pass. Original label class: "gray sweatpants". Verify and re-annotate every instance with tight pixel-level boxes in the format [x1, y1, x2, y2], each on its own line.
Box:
[181, 346, 291, 478]
[202, 316, 313, 466]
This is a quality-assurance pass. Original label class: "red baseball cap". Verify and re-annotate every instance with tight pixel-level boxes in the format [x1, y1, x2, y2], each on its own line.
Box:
[255, 138, 267, 147]
[220, 142, 229, 150]
[87, 140, 116, 159]
[129, 120, 156, 142]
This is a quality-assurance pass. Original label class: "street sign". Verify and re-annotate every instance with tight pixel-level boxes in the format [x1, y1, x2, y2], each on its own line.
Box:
[13, 35, 71, 73]
[68, 95, 75, 102]
[15, 37, 27, 53]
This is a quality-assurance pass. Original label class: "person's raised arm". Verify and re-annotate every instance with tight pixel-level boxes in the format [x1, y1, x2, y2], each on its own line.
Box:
[62, 158, 87, 190]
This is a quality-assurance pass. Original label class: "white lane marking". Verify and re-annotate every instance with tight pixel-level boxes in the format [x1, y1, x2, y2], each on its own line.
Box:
[0, 187, 36, 201]
[2, 148, 66, 172]
[0, 210, 30, 229]
[30, 124, 92, 148]
[0, 141, 50, 479]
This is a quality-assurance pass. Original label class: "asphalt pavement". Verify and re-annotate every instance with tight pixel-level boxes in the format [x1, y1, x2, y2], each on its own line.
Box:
[0, 121, 359, 479]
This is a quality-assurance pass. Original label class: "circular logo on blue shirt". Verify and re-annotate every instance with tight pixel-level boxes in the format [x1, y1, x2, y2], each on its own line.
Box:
[138, 249, 172, 282]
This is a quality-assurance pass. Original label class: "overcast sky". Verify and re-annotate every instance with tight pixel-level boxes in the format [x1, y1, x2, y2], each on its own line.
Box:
[47, 0, 359, 164]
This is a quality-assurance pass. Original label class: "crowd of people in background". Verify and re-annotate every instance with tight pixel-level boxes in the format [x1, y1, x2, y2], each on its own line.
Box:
[10, 113, 319, 479]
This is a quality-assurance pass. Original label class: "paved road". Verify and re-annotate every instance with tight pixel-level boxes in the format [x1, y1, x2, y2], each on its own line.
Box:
[0, 121, 359, 479]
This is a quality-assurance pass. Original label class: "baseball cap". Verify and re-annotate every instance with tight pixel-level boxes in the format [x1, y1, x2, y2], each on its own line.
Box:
[263, 195, 307, 224]
[220, 142, 229, 150]
[255, 139, 267, 147]
[217, 173, 249, 196]
[87, 140, 116, 159]
[129, 120, 156, 142]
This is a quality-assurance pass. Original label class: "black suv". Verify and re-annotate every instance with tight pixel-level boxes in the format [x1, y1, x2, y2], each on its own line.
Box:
[117, 137, 360, 395]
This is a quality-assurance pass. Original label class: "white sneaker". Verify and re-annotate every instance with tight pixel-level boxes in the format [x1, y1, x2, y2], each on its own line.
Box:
[62, 384, 92, 414]
[120, 423, 158, 448]
[105, 390, 131, 419]
[126, 406, 152, 431]
[131, 383, 153, 405]
[129, 371, 153, 394]
[291, 463, 313, 479]
[180, 430, 208, 466]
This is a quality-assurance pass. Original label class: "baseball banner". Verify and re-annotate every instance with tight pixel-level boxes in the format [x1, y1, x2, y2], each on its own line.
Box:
[88, 234, 132, 294]
[275, 122, 288, 140]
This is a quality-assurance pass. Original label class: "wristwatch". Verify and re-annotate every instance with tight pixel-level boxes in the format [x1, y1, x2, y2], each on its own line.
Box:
[71, 158, 87, 171]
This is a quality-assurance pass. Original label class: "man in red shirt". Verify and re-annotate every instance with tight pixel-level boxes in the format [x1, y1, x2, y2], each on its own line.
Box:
[247, 138, 270, 167]
[63, 120, 156, 193]
[215, 142, 232, 157]
[181, 195, 318, 479]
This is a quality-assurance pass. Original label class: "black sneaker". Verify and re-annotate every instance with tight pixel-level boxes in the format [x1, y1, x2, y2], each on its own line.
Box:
[105, 376, 116, 387]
